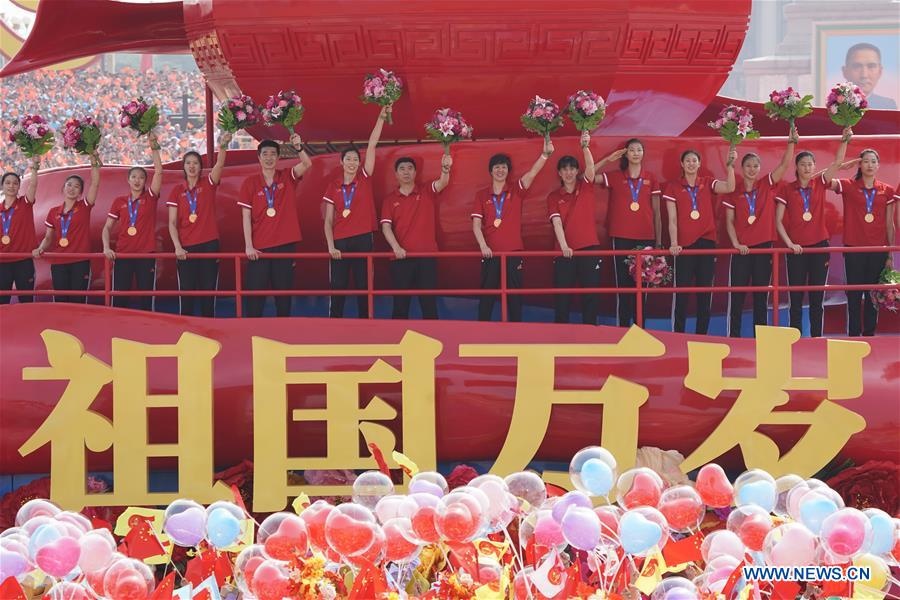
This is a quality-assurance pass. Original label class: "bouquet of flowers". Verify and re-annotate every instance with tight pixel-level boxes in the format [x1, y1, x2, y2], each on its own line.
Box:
[360, 68, 403, 124]
[263, 90, 305, 131]
[521, 95, 564, 141]
[424, 108, 473, 154]
[826, 82, 868, 127]
[119, 97, 159, 136]
[870, 267, 900, 312]
[8, 114, 54, 157]
[61, 116, 101, 155]
[217, 94, 261, 133]
[625, 246, 672, 287]
[763, 87, 813, 126]
[708, 104, 760, 146]
[567, 90, 606, 132]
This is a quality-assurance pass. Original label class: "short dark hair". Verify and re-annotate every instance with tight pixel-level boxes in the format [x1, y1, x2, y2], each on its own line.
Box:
[64, 175, 84, 192]
[257, 140, 280, 156]
[620, 138, 643, 171]
[488, 153, 511, 173]
[340, 146, 360, 161]
[1, 172, 20, 185]
[394, 157, 416, 171]
[556, 155, 579, 171]
[741, 152, 761, 167]
[128, 166, 147, 179]
[845, 43, 882, 65]
[855, 148, 879, 180]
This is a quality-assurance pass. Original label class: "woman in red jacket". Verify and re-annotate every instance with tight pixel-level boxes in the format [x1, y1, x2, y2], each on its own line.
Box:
[0, 157, 39, 304]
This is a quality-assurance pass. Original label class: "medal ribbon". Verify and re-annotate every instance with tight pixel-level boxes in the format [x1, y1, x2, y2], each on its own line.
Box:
[60, 210, 74, 240]
[744, 189, 758, 217]
[799, 187, 811, 214]
[127, 197, 139, 228]
[0, 204, 13, 237]
[491, 191, 508, 220]
[627, 177, 643, 205]
[685, 185, 699, 213]
[185, 187, 199, 215]
[341, 182, 357, 213]
[263, 183, 277, 211]
[863, 188, 876, 215]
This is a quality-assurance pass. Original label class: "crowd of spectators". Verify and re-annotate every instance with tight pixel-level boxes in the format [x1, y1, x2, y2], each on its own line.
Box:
[1, 66, 245, 170]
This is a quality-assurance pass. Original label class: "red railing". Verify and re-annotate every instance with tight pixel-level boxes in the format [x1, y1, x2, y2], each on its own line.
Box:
[2, 246, 898, 325]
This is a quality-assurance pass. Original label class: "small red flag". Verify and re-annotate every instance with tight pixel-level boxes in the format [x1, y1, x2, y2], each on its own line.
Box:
[149, 572, 176, 600]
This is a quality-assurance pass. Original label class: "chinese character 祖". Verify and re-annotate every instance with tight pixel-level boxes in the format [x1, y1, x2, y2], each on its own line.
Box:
[680, 325, 869, 477]
[19, 330, 232, 510]
[251, 331, 442, 511]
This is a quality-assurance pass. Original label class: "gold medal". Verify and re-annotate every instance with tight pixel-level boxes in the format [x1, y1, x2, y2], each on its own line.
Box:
[1, 235, 9, 245]
[690, 210, 700, 220]
[342, 208, 351, 218]
[127, 226, 138, 236]
[747, 215, 756, 225]
[864, 213, 875, 223]
[802, 211, 812, 222]
[629, 202, 640, 212]
[59, 237, 70, 248]
[266, 207, 276, 217]
[493, 218, 502, 228]
[188, 213, 198, 223]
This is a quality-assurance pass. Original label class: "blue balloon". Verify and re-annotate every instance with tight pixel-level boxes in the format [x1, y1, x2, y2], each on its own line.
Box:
[206, 507, 241, 548]
[737, 480, 776, 512]
[619, 512, 662, 555]
[799, 496, 838, 535]
[868, 511, 894, 555]
[581, 458, 614, 496]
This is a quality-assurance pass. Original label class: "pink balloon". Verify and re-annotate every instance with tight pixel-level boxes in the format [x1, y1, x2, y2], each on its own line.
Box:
[534, 513, 565, 548]
[35, 535, 80, 577]
[821, 509, 871, 559]
[78, 529, 116, 572]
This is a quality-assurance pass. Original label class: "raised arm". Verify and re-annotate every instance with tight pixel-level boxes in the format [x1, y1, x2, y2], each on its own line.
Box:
[581, 131, 596, 183]
[85, 153, 102, 206]
[433, 153, 453, 193]
[148, 132, 163, 196]
[712, 147, 738, 194]
[822, 126, 852, 183]
[771, 123, 798, 184]
[520, 137, 553, 190]
[288, 133, 312, 180]
[593, 148, 627, 174]
[24, 156, 39, 203]
[210, 132, 232, 185]
[364, 106, 390, 176]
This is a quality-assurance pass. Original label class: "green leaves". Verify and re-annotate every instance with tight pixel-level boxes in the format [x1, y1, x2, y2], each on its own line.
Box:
[217, 106, 238, 133]
[137, 104, 159, 135]
[79, 125, 101, 155]
[282, 106, 305, 130]
[15, 130, 54, 158]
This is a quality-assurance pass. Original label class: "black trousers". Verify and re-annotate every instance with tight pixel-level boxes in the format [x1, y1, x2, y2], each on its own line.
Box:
[245, 242, 295, 318]
[554, 246, 601, 324]
[390, 257, 438, 319]
[0, 258, 34, 304]
[673, 238, 716, 334]
[51, 260, 90, 304]
[178, 239, 219, 317]
[330, 233, 373, 318]
[478, 256, 523, 322]
[612, 237, 654, 327]
[728, 242, 772, 337]
[844, 250, 887, 337]
[786, 240, 829, 338]
[113, 257, 155, 310]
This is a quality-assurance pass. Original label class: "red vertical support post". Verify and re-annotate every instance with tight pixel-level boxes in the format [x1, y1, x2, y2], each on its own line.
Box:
[500, 253, 508, 322]
[205, 85, 215, 168]
[635, 248, 644, 326]
[367, 254, 375, 318]
[771, 248, 780, 326]
[234, 256, 243, 317]
[103, 257, 111, 306]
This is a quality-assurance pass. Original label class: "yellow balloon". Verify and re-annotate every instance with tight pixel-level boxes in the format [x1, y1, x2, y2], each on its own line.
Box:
[852, 553, 888, 592]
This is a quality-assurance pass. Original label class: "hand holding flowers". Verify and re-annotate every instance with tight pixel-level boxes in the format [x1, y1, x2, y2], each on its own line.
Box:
[217, 94, 261, 133]
[8, 114, 54, 157]
[361, 69, 403, 124]
[567, 90, 606, 132]
[119, 97, 159, 136]
[425, 108, 473, 155]
[826, 82, 868, 127]
[521, 95, 564, 141]
[61, 116, 101, 156]
[264, 90, 305, 132]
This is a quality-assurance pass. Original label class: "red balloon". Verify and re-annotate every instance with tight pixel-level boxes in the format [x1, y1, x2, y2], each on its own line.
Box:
[299, 501, 333, 553]
[623, 472, 662, 508]
[437, 504, 479, 542]
[326, 512, 376, 557]
[383, 520, 419, 562]
[411, 505, 440, 543]
[346, 527, 385, 568]
[108, 574, 150, 600]
[263, 516, 308, 560]
[242, 555, 265, 591]
[738, 515, 772, 551]
[251, 561, 291, 600]
[659, 497, 704, 531]
[594, 508, 619, 539]
[696, 464, 734, 508]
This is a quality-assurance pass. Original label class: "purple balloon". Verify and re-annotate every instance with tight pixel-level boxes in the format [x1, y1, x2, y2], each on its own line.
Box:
[409, 480, 445, 497]
[164, 507, 206, 546]
[551, 491, 592, 523]
[0, 547, 29, 581]
[561, 506, 601, 551]
[665, 590, 698, 600]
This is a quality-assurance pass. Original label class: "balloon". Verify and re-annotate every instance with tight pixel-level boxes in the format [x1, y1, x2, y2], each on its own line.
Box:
[820, 508, 871, 560]
[382, 517, 420, 562]
[234, 545, 268, 595]
[469, 475, 515, 533]
[55, 511, 92, 535]
[410, 502, 440, 544]
[695, 464, 733, 508]
[733, 469, 777, 512]
[798, 491, 838, 535]
[550, 491, 592, 524]
[299, 500, 334, 552]
[658, 485, 704, 533]
[619, 508, 668, 556]
[561, 506, 601, 551]
[78, 529, 117, 573]
[435, 489, 484, 543]
[569, 446, 617, 497]
[852, 553, 889, 593]
[324, 503, 377, 557]
[28, 522, 67, 558]
[45, 581, 91, 600]
[0, 541, 30, 583]
[773, 474, 803, 517]
[763, 523, 816, 566]
[616, 468, 663, 510]
[250, 558, 292, 600]
[352, 471, 395, 510]
[505, 471, 547, 509]
[205, 501, 245, 549]
[345, 524, 386, 567]
[258, 513, 308, 560]
[863, 508, 895, 555]
[84, 552, 125, 598]
[651, 577, 699, 600]
[15, 498, 61, 526]
[163, 500, 206, 547]
[533, 511, 566, 549]
[701, 530, 745, 563]
[374, 494, 419, 524]
[409, 472, 449, 497]
[726, 505, 772, 552]
[102, 557, 154, 600]
[594, 506, 621, 545]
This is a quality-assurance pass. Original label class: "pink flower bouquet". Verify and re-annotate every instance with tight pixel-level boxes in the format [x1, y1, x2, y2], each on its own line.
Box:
[61, 116, 101, 155]
[8, 114, 54, 157]
[217, 94, 261, 133]
[870, 267, 900, 312]
[567, 90, 606, 132]
[119, 97, 159, 136]
[360, 68, 403, 124]
[424, 107, 473, 154]
[625, 246, 672, 287]
[263, 90, 305, 131]
[708, 104, 760, 146]
[827, 82, 868, 127]
[763, 87, 813, 126]
[521, 95, 564, 141]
